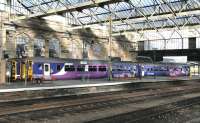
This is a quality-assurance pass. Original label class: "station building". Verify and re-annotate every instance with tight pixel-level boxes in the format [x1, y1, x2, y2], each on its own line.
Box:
[0, 0, 199, 83]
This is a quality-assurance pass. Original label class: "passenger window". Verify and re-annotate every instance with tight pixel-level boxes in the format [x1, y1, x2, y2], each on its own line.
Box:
[65, 65, 75, 71]
[77, 65, 85, 72]
[57, 64, 61, 71]
[99, 66, 107, 71]
[38, 64, 42, 69]
[89, 66, 97, 72]
[117, 68, 122, 71]
[45, 65, 49, 71]
[29, 62, 32, 67]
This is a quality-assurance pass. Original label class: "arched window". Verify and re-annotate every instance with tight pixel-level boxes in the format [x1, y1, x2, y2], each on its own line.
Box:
[16, 34, 30, 58]
[16, 34, 29, 45]
[34, 37, 45, 57]
[49, 38, 60, 58]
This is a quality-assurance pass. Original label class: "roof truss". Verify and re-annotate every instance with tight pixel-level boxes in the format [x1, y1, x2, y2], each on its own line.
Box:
[9, 0, 200, 33]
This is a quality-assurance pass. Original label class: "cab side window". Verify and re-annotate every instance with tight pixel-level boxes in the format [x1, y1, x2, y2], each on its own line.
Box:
[77, 65, 85, 72]
[89, 66, 97, 72]
[99, 66, 107, 71]
[65, 65, 75, 71]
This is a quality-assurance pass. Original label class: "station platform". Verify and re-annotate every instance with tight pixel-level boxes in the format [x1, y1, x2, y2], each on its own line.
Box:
[1, 76, 199, 90]
[0, 76, 199, 102]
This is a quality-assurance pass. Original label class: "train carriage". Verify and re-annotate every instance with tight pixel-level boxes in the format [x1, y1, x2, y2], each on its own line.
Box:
[8, 57, 109, 82]
[111, 62, 136, 78]
[6, 57, 190, 82]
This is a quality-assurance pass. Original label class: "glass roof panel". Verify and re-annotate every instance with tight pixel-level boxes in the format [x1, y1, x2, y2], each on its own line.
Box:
[5, 0, 199, 32]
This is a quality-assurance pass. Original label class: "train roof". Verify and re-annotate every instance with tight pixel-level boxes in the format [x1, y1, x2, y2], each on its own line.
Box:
[187, 61, 200, 65]
[7, 57, 135, 64]
[157, 61, 188, 65]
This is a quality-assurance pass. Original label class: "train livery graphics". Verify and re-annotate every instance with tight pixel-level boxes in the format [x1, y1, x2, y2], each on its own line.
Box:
[7, 58, 190, 82]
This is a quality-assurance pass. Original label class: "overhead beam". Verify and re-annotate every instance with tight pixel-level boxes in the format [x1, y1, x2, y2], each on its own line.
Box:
[69, 15, 200, 33]
[77, 0, 183, 19]
[113, 22, 200, 34]
[70, 10, 200, 29]
[16, 0, 123, 19]
[17, 0, 34, 14]
[79, 9, 200, 25]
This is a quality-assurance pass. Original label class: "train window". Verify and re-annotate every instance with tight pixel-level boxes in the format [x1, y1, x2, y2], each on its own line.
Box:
[45, 65, 49, 71]
[65, 65, 75, 71]
[112, 69, 117, 72]
[117, 68, 121, 71]
[29, 62, 32, 67]
[154, 68, 158, 71]
[99, 66, 107, 71]
[89, 66, 97, 72]
[77, 65, 85, 72]
[71, 66, 75, 71]
[38, 64, 42, 69]
[64, 65, 68, 71]
[57, 64, 61, 71]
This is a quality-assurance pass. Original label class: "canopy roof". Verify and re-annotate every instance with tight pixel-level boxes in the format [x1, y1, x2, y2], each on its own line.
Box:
[10, 0, 200, 33]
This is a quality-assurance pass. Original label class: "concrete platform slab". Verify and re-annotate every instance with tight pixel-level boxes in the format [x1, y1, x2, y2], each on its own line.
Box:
[0, 76, 198, 103]
[1, 76, 199, 91]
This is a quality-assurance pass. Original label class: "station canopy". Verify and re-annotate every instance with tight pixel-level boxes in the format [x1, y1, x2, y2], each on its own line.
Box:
[12, 0, 200, 33]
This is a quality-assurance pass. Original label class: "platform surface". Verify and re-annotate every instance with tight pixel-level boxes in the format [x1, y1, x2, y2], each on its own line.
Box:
[0, 76, 198, 103]
[0, 76, 199, 92]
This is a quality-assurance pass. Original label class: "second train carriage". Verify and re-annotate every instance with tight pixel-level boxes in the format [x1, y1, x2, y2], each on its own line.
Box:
[111, 61, 136, 78]
[7, 57, 190, 82]
[142, 63, 190, 77]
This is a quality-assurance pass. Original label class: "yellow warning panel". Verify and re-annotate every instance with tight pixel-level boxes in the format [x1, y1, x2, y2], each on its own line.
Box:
[190, 65, 199, 75]
[11, 60, 16, 81]
[21, 62, 26, 80]
[28, 60, 33, 80]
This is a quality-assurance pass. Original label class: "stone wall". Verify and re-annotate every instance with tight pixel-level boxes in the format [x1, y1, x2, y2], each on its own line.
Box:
[0, 11, 137, 61]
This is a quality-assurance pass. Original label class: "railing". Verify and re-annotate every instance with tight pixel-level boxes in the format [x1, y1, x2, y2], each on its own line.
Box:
[138, 37, 200, 51]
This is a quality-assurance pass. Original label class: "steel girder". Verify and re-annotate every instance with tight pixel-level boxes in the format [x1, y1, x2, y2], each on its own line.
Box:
[13, 0, 200, 33]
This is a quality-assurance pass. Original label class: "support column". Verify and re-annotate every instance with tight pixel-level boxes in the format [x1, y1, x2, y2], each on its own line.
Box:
[0, 60, 6, 84]
[45, 40, 49, 58]
[108, 14, 112, 80]
[0, 29, 6, 84]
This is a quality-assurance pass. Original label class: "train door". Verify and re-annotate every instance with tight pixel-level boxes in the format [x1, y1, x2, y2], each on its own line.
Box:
[27, 60, 33, 80]
[11, 60, 16, 81]
[141, 65, 145, 77]
[44, 63, 51, 80]
[21, 61, 26, 80]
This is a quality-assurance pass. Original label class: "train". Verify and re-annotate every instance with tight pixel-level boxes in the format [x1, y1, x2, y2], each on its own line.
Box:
[6, 57, 190, 82]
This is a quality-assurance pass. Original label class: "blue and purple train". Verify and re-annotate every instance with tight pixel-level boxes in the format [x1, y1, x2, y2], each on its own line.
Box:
[7, 57, 190, 82]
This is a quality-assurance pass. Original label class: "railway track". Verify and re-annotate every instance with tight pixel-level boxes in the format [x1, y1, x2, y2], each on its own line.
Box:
[1, 81, 200, 123]
[88, 93, 200, 123]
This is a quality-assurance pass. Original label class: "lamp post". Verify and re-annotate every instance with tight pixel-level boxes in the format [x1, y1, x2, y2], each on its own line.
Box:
[136, 56, 153, 79]
[108, 14, 112, 81]
[152, 48, 158, 79]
